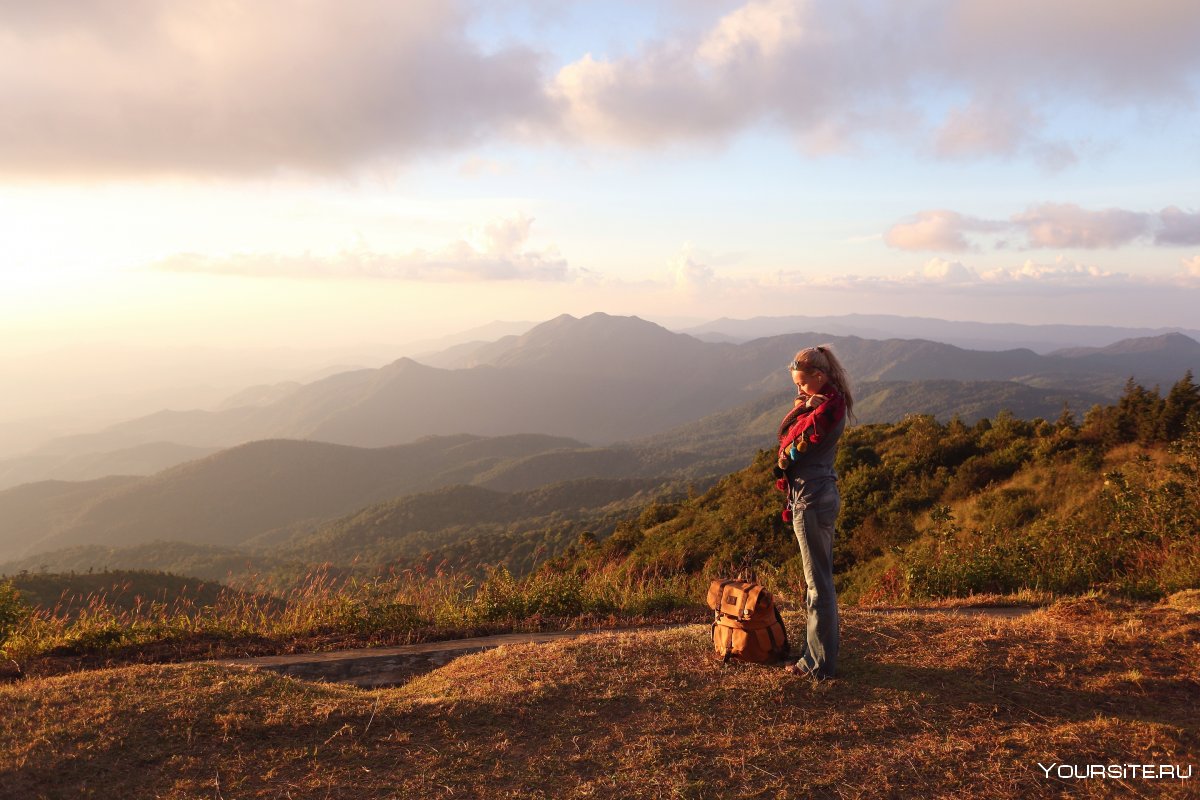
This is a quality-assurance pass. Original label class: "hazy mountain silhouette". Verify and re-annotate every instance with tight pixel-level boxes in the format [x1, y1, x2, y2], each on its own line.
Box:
[0, 442, 217, 491]
[0, 475, 680, 580]
[0, 475, 142, 564]
[0, 434, 585, 561]
[683, 314, 1200, 354]
[0, 540, 299, 583]
[1049, 333, 1200, 381]
[5, 314, 1198, 490]
[214, 381, 303, 410]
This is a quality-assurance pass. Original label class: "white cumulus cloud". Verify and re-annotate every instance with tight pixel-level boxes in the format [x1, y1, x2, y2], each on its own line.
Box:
[921, 258, 976, 283]
[551, 0, 1200, 160]
[153, 215, 569, 282]
[669, 245, 718, 291]
[979, 257, 1123, 285]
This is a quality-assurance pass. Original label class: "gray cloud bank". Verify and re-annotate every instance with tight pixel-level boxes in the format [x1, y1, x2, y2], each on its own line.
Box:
[2, 0, 1199, 176]
[0, 1, 552, 176]
[887, 205, 1200, 252]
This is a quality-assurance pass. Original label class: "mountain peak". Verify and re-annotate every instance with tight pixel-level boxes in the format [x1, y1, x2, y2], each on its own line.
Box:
[529, 311, 661, 334]
[381, 356, 433, 372]
[466, 312, 703, 376]
[1052, 332, 1200, 358]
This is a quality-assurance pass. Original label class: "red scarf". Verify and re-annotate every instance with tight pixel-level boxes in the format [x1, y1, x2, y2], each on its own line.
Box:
[777, 386, 845, 457]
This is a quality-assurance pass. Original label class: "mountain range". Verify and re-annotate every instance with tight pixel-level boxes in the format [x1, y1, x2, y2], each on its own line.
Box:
[3, 313, 1198, 492]
[0, 432, 731, 565]
[3, 311, 1199, 574]
[0, 434, 570, 561]
[681, 314, 1200, 353]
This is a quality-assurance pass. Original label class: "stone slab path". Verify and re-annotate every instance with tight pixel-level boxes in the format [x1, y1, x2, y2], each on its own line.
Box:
[214, 607, 1036, 689]
[214, 626, 681, 689]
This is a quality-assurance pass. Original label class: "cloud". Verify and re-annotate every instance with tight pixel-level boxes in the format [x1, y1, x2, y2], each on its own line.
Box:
[921, 258, 976, 283]
[1011, 203, 1152, 249]
[153, 215, 569, 281]
[978, 258, 1124, 286]
[551, 0, 1200, 158]
[885, 211, 1005, 252]
[932, 98, 1081, 170]
[1157, 207, 1200, 245]
[886, 203, 1196, 252]
[934, 97, 1037, 159]
[0, 1, 552, 177]
[458, 157, 512, 178]
[1183, 255, 1200, 279]
[669, 245, 718, 291]
[5, 1, 1200, 176]
[787, 254, 1146, 295]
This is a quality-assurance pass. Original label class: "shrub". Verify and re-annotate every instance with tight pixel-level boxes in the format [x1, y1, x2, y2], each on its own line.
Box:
[523, 571, 585, 617]
[904, 526, 1040, 599]
[0, 580, 30, 648]
[469, 566, 526, 622]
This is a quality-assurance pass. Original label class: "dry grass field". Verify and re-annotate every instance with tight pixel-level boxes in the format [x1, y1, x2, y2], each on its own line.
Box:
[2, 593, 1197, 799]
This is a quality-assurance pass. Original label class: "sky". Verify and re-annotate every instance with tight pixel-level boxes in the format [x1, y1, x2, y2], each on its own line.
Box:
[1, 0, 1199, 430]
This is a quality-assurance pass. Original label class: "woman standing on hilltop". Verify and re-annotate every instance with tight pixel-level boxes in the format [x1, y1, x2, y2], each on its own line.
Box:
[774, 345, 853, 679]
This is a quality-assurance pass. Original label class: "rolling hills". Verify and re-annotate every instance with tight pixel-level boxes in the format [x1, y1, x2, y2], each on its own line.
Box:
[0, 437, 714, 576]
[7, 313, 1198, 490]
[0, 434, 588, 562]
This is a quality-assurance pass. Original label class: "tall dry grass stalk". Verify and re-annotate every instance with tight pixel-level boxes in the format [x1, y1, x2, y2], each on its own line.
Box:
[1, 561, 706, 663]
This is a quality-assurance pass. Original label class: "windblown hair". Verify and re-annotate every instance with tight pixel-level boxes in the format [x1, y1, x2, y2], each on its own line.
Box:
[793, 344, 855, 422]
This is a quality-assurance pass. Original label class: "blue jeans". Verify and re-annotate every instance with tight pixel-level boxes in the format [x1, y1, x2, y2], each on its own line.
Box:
[790, 478, 840, 678]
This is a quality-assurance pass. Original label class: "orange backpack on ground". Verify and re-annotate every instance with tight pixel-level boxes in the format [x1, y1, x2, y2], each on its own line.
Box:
[706, 578, 789, 663]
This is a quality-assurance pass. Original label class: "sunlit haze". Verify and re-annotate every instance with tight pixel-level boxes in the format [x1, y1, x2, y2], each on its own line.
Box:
[3, 1, 1199, 442]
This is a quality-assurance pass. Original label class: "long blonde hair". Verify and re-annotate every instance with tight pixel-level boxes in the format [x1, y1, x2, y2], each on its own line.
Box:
[793, 344, 855, 421]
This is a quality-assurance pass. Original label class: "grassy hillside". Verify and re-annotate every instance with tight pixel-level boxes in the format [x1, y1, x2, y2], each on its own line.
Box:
[634, 379, 1112, 467]
[852, 379, 1110, 423]
[2, 597, 1197, 798]
[563, 374, 1200, 606]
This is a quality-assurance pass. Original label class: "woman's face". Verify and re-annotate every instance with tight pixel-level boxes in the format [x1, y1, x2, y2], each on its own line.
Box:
[791, 365, 827, 396]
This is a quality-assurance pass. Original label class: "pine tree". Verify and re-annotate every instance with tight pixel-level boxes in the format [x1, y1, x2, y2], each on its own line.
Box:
[1055, 402, 1077, 433]
[1114, 377, 1163, 444]
[1159, 371, 1199, 441]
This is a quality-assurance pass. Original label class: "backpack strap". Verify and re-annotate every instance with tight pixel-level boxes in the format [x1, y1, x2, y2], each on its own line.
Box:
[742, 584, 765, 618]
[765, 621, 783, 652]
